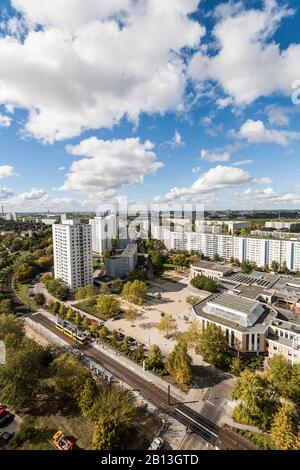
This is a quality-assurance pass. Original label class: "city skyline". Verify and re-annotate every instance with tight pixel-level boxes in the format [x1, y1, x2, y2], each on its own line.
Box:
[0, 0, 300, 212]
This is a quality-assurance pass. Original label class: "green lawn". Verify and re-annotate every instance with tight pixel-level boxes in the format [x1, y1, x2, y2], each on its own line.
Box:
[13, 281, 35, 307]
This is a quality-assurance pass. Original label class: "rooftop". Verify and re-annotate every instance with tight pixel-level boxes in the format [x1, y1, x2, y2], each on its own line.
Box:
[191, 260, 231, 273]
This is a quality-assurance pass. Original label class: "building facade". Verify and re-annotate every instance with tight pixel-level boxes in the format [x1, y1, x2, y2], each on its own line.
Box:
[89, 214, 117, 256]
[105, 244, 137, 278]
[53, 220, 93, 291]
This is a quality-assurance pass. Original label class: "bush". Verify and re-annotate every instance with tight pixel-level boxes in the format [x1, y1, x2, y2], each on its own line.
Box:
[45, 278, 70, 301]
[190, 275, 218, 292]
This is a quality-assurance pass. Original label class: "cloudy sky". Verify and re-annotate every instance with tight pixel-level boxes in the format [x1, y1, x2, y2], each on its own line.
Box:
[0, 0, 300, 212]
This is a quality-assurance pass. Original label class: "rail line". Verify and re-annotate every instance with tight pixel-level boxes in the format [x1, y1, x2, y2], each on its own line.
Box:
[31, 312, 257, 450]
[1, 272, 257, 451]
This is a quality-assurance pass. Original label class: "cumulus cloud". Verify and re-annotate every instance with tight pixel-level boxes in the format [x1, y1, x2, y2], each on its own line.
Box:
[61, 137, 164, 197]
[200, 149, 230, 162]
[13, 188, 48, 203]
[0, 187, 14, 200]
[0, 114, 12, 128]
[0, 165, 16, 178]
[232, 119, 300, 146]
[188, 0, 300, 105]
[172, 131, 185, 147]
[238, 187, 300, 205]
[0, 0, 204, 143]
[155, 165, 253, 201]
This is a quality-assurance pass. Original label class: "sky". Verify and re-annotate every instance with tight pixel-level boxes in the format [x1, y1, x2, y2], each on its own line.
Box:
[0, 0, 300, 212]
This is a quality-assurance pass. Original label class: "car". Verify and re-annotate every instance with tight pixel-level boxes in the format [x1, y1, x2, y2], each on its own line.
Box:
[0, 409, 7, 418]
[0, 411, 14, 428]
[0, 432, 15, 448]
[149, 437, 164, 450]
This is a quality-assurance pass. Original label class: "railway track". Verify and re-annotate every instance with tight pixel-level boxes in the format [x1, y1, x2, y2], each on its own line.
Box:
[1, 273, 258, 451]
[31, 312, 257, 450]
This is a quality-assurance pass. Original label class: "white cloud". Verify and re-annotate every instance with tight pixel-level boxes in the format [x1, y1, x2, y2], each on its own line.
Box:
[233, 119, 300, 146]
[61, 137, 164, 197]
[58, 166, 66, 171]
[13, 188, 48, 203]
[0, 0, 204, 143]
[200, 149, 230, 162]
[188, 1, 300, 105]
[0, 165, 16, 178]
[238, 187, 300, 205]
[265, 104, 291, 126]
[232, 159, 253, 166]
[252, 176, 274, 185]
[0, 114, 12, 128]
[0, 187, 14, 200]
[172, 131, 185, 147]
[156, 165, 253, 201]
[192, 166, 201, 174]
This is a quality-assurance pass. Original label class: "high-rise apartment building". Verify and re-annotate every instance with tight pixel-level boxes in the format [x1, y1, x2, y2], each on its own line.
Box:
[53, 220, 93, 291]
[89, 214, 117, 255]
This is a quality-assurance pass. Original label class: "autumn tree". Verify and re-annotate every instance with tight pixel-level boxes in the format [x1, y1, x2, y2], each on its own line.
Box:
[166, 342, 192, 385]
[270, 403, 299, 450]
[230, 369, 279, 430]
[157, 314, 177, 338]
[122, 280, 148, 305]
[97, 295, 120, 319]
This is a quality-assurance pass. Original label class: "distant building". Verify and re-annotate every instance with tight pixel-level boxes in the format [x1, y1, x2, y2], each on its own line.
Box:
[53, 220, 93, 291]
[190, 260, 232, 282]
[105, 244, 137, 278]
[266, 221, 294, 230]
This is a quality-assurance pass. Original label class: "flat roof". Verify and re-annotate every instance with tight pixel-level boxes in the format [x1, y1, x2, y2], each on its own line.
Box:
[209, 292, 260, 315]
[191, 260, 231, 273]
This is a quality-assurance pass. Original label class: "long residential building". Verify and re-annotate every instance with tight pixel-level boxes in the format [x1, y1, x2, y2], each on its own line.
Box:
[53, 220, 93, 291]
[156, 227, 300, 272]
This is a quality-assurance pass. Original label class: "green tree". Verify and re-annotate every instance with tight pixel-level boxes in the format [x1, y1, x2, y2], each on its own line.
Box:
[40, 273, 52, 284]
[265, 355, 293, 398]
[66, 307, 74, 321]
[0, 339, 51, 407]
[181, 320, 202, 349]
[0, 298, 14, 315]
[240, 260, 253, 274]
[91, 386, 135, 449]
[0, 314, 25, 349]
[45, 278, 70, 300]
[111, 278, 123, 294]
[111, 329, 119, 347]
[270, 403, 299, 450]
[125, 308, 138, 326]
[271, 260, 280, 273]
[121, 337, 131, 355]
[79, 376, 97, 418]
[145, 344, 164, 371]
[99, 325, 109, 340]
[230, 356, 244, 376]
[157, 314, 177, 338]
[122, 280, 148, 305]
[34, 292, 46, 307]
[58, 303, 67, 318]
[166, 342, 192, 385]
[190, 275, 218, 292]
[97, 295, 120, 319]
[196, 323, 227, 366]
[231, 369, 279, 430]
[51, 353, 90, 401]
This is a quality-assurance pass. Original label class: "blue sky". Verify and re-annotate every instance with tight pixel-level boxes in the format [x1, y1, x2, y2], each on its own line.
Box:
[0, 0, 300, 212]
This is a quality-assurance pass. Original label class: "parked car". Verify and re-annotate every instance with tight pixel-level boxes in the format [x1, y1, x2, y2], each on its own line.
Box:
[149, 437, 164, 450]
[0, 432, 15, 447]
[0, 412, 14, 428]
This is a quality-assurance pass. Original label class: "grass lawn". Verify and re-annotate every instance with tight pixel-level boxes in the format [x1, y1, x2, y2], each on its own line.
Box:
[13, 281, 36, 307]
[160, 273, 181, 282]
